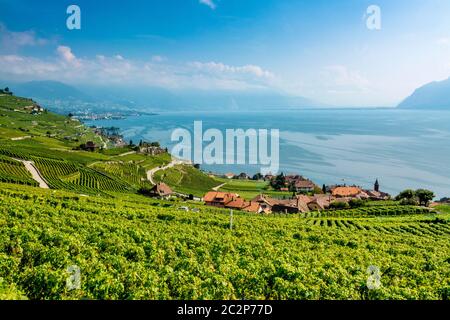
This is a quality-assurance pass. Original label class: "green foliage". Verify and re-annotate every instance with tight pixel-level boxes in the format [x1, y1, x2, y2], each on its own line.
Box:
[396, 189, 416, 201]
[349, 199, 366, 208]
[0, 183, 448, 300]
[400, 198, 419, 206]
[154, 165, 218, 197]
[0, 156, 38, 186]
[396, 189, 435, 207]
[270, 173, 286, 190]
[415, 189, 435, 207]
[436, 205, 450, 214]
[329, 201, 350, 210]
[91, 161, 148, 188]
[252, 173, 263, 180]
[318, 205, 432, 218]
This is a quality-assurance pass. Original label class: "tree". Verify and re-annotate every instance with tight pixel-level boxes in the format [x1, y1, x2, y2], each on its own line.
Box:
[253, 173, 263, 181]
[68, 113, 74, 118]
[137, 187, 152, 197]
[129, 140, 134, 146]
[396, 189, 415, 201]
[322, 184, 327, 194]
[400, 198, 418, 206]
[314, 185, 324, 194]
[4, 87, 9, 92]
[288, 182, 296, 193]
[415, 189, 435, 207]
[270, 172, 285, 190]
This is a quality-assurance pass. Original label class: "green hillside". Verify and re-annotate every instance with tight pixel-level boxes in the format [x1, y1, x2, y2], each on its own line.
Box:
[0, 94, 449, 301]
[0, 94, 171, 195]
[153, 165, 220, 197]
[215, 177, 292, 200]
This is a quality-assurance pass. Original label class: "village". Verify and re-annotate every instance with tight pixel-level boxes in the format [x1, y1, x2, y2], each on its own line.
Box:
[147, 171, 391, 215]
[201, 176, 390, 214]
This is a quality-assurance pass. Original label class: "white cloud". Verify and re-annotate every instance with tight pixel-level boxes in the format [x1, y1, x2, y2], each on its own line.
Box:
[0, 23, 47, 52]
[199, 0, 216, 10]
[56, 45, 81, 67]
[114, 54, 124, 60]
[57, 46, 76, 63]
[0, 49, 276, 91]
[190, 61, 274, 79]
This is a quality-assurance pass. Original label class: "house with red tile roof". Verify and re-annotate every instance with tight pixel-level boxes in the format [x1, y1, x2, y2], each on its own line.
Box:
[331, 186, 363, 198]
[203, 191, 239, 207]
[294, 180, 316, 193]
[149, 182, 173, 199]
[203, 191, 266, 213]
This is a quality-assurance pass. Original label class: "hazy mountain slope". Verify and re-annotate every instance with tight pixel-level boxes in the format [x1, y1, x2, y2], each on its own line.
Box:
[398, 77, 450, 109]
[10, 80, 93, 101]
[2, 80, 325, 111]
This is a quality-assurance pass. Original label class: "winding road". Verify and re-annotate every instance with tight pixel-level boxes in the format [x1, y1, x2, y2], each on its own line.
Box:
[146, 158, 190, 185]
[212, 183, 227, 191]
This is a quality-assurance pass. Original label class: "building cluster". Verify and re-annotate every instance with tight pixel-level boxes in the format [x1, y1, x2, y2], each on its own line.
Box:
[23, 105, 45, 115]
[220, 172, 316, 193]
[203, 191, 330, 214]
[138, 142, 167, 156]
[283, 175, 316, 192]
[203, 179, 390, 214]
[329, 179, 390, 201]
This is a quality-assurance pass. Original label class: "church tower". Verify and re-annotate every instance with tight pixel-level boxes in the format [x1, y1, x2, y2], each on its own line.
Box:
[374, 179, 380, 192]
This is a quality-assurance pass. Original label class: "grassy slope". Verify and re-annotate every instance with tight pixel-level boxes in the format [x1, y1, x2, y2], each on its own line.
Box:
[0, 96, 101, 145]
[436, 204, 450, 214]
[215, 177, 293, 200]
[153, 165, 220, 197]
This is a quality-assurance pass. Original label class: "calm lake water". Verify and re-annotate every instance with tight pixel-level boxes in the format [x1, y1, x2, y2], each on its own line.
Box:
[86, 109, 450, 198]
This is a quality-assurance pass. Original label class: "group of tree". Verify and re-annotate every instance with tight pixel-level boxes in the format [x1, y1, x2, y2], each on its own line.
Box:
[137, 140, 160, 148]
[396, 189, 435, 206]
[270, 173, 286, 190]
[0, 87, 12, 95]
[252, 173, 264, 180]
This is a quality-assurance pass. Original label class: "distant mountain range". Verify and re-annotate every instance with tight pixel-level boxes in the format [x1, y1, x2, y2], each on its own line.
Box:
[11, 80, 93, 102]
[1, 80, 325, 113]
[398, 77, 450, 109]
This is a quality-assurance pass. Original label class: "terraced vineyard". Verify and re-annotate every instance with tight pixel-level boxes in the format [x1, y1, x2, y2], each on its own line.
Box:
[0, 183, 448, 300]
[305, 217, 450, 237]
[0, 156, 38, 186]
[305, 205, 432, 218]
[91, 161, 148, 188]
[67, 168, 131, 192]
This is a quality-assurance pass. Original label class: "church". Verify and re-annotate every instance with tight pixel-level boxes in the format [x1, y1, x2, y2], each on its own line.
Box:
[365, 179, 391, 201]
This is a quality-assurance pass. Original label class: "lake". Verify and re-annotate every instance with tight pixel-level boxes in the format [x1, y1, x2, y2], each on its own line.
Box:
[86, 108, 450, 198]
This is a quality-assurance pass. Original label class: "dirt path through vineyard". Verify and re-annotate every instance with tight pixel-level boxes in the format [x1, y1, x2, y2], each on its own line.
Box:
[15, 159, 49, 189]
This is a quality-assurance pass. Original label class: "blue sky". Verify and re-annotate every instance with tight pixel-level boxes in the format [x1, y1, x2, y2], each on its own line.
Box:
[1, 0, 450, 106]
